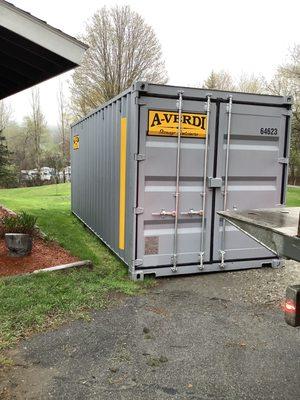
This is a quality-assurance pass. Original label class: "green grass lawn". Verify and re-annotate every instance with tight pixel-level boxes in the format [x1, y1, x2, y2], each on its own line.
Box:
[0, 183, 152, 352]
[286, 186, 300, 206]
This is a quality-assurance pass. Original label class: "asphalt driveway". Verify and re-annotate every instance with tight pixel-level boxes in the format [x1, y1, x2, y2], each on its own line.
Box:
[1, 262, 300, 400]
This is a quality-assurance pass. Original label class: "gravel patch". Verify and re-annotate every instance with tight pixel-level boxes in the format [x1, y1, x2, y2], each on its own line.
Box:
[201, 261, 300, 306]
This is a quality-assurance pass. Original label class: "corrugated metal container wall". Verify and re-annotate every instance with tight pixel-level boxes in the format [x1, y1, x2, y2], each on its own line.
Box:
[71, 82, 292, 280]
[71, 89, 139, 265]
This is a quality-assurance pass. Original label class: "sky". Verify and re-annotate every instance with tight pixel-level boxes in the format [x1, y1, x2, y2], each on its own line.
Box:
[5, 0, 300, 126]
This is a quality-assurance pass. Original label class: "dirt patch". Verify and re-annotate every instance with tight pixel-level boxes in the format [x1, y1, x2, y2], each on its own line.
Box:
[0, 238, 78, 277]
[0, 355, 58, 400]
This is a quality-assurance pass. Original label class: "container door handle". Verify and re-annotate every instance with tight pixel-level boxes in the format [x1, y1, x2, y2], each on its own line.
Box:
[181, 209, 203, 216]
[171, 91, 184, 273]
[219, 96, 233, 269]
[152, 209, 176, 218]
[199, 95, 212, 270]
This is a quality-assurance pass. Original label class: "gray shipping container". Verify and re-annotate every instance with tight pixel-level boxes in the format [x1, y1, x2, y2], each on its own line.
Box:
[71, 82, 292, 280]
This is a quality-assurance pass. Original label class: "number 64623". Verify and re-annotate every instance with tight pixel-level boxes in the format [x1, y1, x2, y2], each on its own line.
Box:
[260, 128, 278, 135]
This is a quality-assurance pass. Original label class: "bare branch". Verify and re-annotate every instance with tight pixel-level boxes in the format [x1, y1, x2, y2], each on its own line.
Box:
[202, 70, 236, 91]
[25, 87, 47, 174]
[57, 80, 71, 182]
[0, 100, 13, 133]
[70, 5, 168, 117]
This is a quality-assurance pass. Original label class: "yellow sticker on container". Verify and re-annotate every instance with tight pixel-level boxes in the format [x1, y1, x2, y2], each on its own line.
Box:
[148, 110, 207, 138]
[73, 135, 79, 150]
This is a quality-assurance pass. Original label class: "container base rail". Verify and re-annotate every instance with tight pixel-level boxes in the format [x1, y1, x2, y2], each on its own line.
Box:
[131, 258, 283, 281]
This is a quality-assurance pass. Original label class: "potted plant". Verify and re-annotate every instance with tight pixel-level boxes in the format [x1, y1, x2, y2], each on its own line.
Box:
[2, 211, 37, 257]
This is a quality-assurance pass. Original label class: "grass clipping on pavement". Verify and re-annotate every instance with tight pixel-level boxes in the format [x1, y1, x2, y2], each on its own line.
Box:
[0, 183, 152, 351]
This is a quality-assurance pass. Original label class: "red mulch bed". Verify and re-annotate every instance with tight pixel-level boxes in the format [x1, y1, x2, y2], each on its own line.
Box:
[0, 206, 15, 218]
[0, 238, 78, 277]
[0, 206, 78, 277]
[0, 238, 78, 276]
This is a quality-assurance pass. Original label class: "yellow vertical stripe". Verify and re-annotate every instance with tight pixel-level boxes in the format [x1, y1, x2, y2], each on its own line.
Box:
[119, 117, 127, 250]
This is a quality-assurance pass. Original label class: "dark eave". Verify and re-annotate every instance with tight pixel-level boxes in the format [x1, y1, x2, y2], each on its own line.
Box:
[0, 0, 88, 99]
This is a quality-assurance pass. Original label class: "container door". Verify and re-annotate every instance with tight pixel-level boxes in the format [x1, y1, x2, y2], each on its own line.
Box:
[213, 100, 288, 263]
[136, 96, 216, 269]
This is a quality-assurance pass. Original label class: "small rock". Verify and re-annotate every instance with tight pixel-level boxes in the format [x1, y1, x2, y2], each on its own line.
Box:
[109, 367, 119, 373]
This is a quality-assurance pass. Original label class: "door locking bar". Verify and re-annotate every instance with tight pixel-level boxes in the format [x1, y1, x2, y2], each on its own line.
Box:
[219, 96, 233, 269]
[171, 91, 184, 273]
[152, 209, 176, 218]
[181, 209, 203, 216]
[199, 95, 211, 270]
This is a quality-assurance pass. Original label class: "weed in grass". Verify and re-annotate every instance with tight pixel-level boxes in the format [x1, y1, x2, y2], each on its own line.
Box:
[0, 355, 14, 367]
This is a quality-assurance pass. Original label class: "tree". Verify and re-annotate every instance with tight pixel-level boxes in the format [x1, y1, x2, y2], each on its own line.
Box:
[4, 122, 30, 184]
[202, 70, 267, 93]
[202, 70, 235, 91]
[0, 100, 12, 132]
[43, 150, 64, 184]
[57, 81, 71, 182]
[0, 100, 17, 187]
[70, 5, 168, 117]
[268, 45, 300, 184]
[0, 134, 13, 187]
[24, 88, 47, 178]
[237, 73, 266, 94]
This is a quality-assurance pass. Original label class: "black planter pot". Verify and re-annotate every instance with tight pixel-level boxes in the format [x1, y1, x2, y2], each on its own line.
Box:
[5, 233, 33, 257]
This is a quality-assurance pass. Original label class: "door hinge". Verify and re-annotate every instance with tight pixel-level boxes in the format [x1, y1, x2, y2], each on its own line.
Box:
[134, 153, 146, 161]
[133, 259, 143, 267]
[134, 207, 144, 215]
[278, 157, 289, 164]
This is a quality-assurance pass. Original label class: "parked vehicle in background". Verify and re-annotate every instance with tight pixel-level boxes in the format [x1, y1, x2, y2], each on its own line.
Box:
[59, 166, 71, 182]
[40, 167, 53, 181]
[20, 166, 71, 185]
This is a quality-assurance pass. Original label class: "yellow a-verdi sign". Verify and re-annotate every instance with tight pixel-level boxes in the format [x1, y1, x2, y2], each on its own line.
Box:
[73, 135, 79, 150]
[148, 110, 207, 138]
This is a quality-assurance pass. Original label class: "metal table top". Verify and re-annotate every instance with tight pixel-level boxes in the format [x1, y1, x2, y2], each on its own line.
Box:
[218, 207, 300, 262]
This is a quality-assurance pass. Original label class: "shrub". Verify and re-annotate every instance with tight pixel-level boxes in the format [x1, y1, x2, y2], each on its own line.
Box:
[1, 211, 37, 236]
